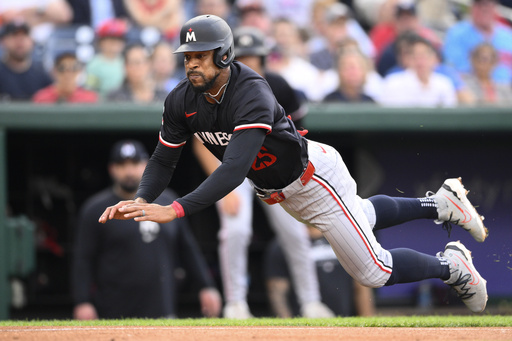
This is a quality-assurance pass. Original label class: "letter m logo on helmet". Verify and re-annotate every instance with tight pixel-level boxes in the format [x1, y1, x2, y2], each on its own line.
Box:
[185, 28, 196, 42]
[174, 14, 235, 69]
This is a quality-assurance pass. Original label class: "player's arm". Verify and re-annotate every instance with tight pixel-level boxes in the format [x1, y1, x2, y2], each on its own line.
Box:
[99, 92, 187, 223]
[192, 139, 241, 216]
[136, 141, 182, 203]
[176, 128, 266, 217]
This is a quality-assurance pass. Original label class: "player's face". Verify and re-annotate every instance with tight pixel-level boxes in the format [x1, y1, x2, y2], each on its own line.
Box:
[184, 50, 221, 92]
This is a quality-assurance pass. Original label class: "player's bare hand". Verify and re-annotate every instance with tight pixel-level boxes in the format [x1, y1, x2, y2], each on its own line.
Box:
[98, 200, 135, 223]
[73, 303, 98, 320]
[199, 287, 222, 318]
[219, 191, 241, 216]
[120, 203, 178, 223]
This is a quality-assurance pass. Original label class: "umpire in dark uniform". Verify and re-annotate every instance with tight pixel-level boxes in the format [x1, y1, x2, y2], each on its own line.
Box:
[72, 140, 221, 319]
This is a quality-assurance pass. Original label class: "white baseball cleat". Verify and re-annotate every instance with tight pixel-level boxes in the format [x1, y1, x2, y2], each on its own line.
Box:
[430, 177, 488, 242]
[223, 301, 254, 319]
[301, 301, 335, 318]
[437, 241, 488, 313]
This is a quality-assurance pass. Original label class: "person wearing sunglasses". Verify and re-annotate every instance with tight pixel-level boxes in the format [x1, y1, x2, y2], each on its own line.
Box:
[32, 51, 98, 103]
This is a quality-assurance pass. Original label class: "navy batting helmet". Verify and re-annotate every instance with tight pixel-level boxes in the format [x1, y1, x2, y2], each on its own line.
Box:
[233, 26, 269, 57]
[174, 14, 234, 68]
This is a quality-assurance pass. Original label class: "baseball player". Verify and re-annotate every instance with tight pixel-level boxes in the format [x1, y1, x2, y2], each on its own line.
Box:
[191, 26, 332, 319]
[100, 15, 489, 314]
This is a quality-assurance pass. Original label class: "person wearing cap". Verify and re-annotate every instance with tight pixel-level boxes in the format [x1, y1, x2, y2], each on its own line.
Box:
[0, 20, 52, 101]
[32, 51, 98, 103]
[72, 139, 222, 319]
[84, 18, 127, 97]
[371, 0, 441, 69]
[443, 0, 512, 84]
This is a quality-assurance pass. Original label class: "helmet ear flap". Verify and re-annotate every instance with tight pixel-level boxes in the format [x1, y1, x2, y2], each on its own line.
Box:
[214, 44, 234, 68]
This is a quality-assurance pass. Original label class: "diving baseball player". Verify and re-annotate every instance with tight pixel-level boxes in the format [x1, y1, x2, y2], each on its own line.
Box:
[100, 15, 489, 314]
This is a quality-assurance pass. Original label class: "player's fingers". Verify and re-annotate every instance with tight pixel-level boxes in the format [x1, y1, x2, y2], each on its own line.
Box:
[133, 209, 148, 221]
[98, 208, 109, 223]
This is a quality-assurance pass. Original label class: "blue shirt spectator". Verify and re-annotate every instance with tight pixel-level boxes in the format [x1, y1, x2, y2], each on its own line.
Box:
[443, 0, 512, 84]
[0, 21, 52, 101]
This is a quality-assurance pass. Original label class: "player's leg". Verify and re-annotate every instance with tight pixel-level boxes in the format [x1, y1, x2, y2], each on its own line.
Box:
[362, 178, 488, 242]
[217, 179, 254, 318]
[261, 203, 334, 318]
[280, 141, 487, 312]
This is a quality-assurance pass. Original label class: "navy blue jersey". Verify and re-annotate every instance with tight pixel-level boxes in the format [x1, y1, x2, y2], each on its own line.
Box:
[137, 61, 309, 216]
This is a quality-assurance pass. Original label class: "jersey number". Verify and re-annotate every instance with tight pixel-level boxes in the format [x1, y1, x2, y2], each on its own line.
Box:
[252, 147, 277, 171]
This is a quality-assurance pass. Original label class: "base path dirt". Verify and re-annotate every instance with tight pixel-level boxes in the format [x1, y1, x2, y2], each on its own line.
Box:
[1, 326, 511, 341]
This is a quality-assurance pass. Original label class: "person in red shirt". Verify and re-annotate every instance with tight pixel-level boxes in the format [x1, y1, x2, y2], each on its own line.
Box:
[32, 52, 98, 103]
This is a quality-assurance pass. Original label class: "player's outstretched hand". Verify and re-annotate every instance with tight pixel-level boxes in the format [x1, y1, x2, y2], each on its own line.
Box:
[119, 202, 178, 224]
[199, 287, 222, 318]
[98, 200, 136, 223]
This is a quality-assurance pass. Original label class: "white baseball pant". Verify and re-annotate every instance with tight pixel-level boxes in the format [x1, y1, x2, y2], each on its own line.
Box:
[258, 140, 393, 288]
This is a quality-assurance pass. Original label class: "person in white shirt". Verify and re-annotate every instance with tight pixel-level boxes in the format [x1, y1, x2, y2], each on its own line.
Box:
[266, 18, 331, 102]
[378, 35, 457, 107]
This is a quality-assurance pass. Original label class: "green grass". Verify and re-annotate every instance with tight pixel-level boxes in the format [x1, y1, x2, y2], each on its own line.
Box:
[1, 316, 512, 327]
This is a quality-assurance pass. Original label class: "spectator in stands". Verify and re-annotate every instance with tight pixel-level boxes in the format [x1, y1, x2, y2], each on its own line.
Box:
[122, 0, 185, 44]
[0, 20, 52, 101]
[264, 226, 376, 317]
[72, 139, 222, 319]
[374, 1, 442, 76]
[66, 0, 129, 29]
[235, 0, 273, 37]
[462, 42, 512, 105]
[415, 0, 457, 35]
[151, 41, 182, 93]
[233, 26, 307, 126]
[443, 0, 512, 84]
[378, 35, 457, 107]
[258, 0, 316, 30]
[385, 31, 474, 105]
[108, 44, 167, 103]
[85, 18, 127, 98]
[32, 51, 98, 103]
[309, 0, 338, 52]
[323, 48, 376, 103]
[0, 0, 72, 43]
[194, 0, 238, 28]
[266, 18, 330, 102]
[309, 2, 376, 69]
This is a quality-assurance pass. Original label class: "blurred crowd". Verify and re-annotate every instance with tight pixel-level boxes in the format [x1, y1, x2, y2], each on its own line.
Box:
[1, 0, 512, 107]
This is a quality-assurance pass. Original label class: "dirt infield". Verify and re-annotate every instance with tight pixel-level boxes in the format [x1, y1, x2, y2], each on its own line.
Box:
[1, 326, 511, 341]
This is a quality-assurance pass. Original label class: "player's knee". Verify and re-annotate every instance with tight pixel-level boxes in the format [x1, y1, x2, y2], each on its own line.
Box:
[353, 274, 387, 288]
